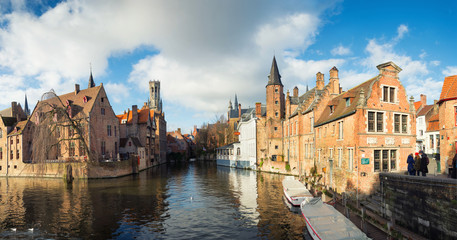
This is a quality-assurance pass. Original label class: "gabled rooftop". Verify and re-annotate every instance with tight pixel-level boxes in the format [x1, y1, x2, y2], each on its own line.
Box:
[438, 75, 457, 103]
[315, 76, 378, 127]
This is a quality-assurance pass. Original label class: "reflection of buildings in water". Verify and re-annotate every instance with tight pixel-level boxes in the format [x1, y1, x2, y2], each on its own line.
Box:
[227, 168, 259, 225]
[255, 173, 306, 239]
[0, 178, 92, 234]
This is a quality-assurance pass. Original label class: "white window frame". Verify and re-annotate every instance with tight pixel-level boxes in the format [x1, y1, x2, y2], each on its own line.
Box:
[337, 147, 343, 168]
[347, 147, 354, 171]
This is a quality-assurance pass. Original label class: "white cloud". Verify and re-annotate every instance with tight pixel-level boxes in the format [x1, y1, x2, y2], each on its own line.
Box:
[331, 45, 351, 56]
[0, 0, 339, 124]
[104, 82, 130, 104]
[443, 66, 457, 76]
[430, 60, 440, 67]
[282, 57, 346, 91]
[255, 13, 320, 57]
[394, 24, 408, 41]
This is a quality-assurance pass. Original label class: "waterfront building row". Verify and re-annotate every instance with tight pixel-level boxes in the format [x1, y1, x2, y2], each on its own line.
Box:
[0, 75, 168, 177]
[221, 57, 457, 196]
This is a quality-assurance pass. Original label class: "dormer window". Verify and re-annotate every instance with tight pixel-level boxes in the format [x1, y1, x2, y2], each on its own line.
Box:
[346, 98, 350, 107]
[330, 105, 334, 114]
[83, 96, 88, 103]
[121, 119, 127, 124]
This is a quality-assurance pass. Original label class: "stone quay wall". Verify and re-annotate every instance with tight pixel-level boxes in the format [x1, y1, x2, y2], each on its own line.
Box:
[1, 158, 140, 179]
[380, 173, 457, 239]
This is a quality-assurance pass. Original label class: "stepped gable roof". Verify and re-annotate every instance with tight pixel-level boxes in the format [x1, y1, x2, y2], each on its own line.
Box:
[1, 116, 17, 127]
[438, 75, 457, 103]
[417, 105, 433, 116]
[427, 114, 439, 132]
[8, 120, 28, 136]
[267, 56, 283, 86]
[315, 76, 378, 127]
[289, 87, 318, 118]
[39, 85, 102, 118]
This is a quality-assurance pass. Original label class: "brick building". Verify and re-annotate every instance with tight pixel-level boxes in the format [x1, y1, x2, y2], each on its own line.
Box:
[437, 75, 457, 170]
[148, 80, 167, 164]
[256, 56, 286, 166]
[256, 58, 415, 195]
[0, 102, 28, 175]
[117, 103, 156, 170]
[30, 75, 120, 162]
[314, 62, 416, 195]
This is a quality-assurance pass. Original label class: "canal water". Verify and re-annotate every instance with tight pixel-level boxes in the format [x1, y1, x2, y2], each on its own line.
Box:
[0, 161, 309, 239]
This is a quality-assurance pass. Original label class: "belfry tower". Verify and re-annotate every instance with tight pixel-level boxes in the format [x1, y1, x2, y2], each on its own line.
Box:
[148, 80, 162, 111]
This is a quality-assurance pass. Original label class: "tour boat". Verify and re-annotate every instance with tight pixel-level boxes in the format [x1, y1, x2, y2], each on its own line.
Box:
[282, 176, 313, 207]
[300, 197, 370, 240]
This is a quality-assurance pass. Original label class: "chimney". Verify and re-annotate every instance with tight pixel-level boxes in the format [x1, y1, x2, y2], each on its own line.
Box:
[316, 72, 325, 90]
[255, 102, 261, 117]
[434, 100, 438, 114]
[177, 128, 181, 134]
[132, 105, 138, 124]
[293, 86, 298, 97]
[329, 66, 339, 94]
[75, 84, 80, 95]
[238, 104, 241, 118]
[420, 94, 427, 106]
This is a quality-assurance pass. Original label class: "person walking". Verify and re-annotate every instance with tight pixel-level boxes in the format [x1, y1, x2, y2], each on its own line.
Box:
[407, 153, 415, 176]
[414, 152, 421, 176]
[419, 150, 429, 177]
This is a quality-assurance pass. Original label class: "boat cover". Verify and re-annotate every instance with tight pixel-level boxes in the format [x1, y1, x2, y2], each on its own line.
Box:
[282, 178, 313, 198]
[301, 197, 370, 240]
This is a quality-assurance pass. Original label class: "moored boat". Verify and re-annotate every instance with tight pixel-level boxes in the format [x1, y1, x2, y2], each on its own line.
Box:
[282, 176, 313, 207]
[300, 197, 370, 240]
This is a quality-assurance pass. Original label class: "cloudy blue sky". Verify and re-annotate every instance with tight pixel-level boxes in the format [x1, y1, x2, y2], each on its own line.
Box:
[0, 0, 456, 133]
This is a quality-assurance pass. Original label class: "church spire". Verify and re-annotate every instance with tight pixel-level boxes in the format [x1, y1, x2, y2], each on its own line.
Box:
[88, 65, 95, 88]
[267, 56, 283, 86]
[24, 94, 30, 116]
[234, 94, 238, 109]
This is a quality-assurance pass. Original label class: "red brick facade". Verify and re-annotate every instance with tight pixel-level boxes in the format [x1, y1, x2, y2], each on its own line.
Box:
[257, 59, 416, 196]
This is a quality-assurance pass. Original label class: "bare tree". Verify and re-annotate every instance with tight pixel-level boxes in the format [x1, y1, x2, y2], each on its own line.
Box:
[31, 91, 94, 169]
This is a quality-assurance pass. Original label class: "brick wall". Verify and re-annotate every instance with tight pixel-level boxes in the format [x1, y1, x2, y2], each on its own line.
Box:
[380, 173, 457, 239]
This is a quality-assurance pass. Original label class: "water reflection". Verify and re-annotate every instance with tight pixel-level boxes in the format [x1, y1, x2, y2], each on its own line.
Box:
[0, 161, 306, 239]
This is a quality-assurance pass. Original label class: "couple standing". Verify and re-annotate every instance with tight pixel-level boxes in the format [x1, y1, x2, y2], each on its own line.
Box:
[407, 151, 429, 176]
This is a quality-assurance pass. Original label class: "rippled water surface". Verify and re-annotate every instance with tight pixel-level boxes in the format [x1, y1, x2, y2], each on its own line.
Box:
[0, 161, 308, 239]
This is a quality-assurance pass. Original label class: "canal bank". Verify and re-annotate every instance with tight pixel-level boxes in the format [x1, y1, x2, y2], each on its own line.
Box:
[0, 161, 307, 239]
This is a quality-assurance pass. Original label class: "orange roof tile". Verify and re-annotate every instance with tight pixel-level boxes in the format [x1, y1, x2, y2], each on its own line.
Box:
[439, 75, 457, 102]
[117, 107, 151, 125]
[427, 114, 440, 132]
[414, 101, 422, 112]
